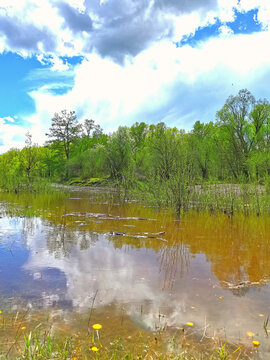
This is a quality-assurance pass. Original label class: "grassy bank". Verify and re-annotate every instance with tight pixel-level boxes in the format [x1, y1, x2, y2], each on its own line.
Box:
[0, 309, 257, 360]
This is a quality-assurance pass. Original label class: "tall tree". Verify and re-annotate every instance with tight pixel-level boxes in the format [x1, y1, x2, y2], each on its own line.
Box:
[46, 110, 81, 160]
[216, 89, 267, 178]
[146, 123, 181, 180]
[83, 119, 95, 137]
[20, 132, 40, 182]
[106, 126, 134, 181]
[189, 121, 217, 180]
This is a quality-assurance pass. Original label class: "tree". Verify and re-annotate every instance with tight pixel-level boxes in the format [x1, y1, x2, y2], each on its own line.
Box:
[189, 121, 217, 180]
[216, 89, 270, 179]
[83, 119, 103, 138]
[84, 119, 95, 137]
[46, 110, 81, 160]
[20, 132, 40, 182]
[106, 126, 134, 181]
[146, 123, 180, 180]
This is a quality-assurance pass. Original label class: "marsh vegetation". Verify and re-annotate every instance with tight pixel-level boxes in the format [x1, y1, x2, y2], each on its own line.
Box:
[0, 89, 269, 216]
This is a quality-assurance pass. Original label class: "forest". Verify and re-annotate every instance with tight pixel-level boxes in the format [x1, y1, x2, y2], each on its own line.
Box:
[1, 89, 269, 214]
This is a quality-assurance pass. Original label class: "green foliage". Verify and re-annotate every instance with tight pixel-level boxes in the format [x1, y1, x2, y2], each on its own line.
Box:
[46, 110, 81, 160]
[1, 91, 270, 214]
[216, 89, 270, 180]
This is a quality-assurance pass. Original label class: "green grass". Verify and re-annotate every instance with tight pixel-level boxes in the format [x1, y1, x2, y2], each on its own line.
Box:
[0, 310, 255, 360]
[131, 181, 270, 217]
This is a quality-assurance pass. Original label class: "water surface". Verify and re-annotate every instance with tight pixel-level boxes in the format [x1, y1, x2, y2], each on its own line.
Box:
[0, 189, 270, 355]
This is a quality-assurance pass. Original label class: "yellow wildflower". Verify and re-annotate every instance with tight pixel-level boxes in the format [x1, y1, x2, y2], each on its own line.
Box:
[91, 346, 99, 352]
[93, 324, 102, 330]
[259, 314, 264, 317]
[247, 332, 255, 337]
[21, 326, 26, 330]
[218, 296, 223, 299]
[252, 340, 260, 347]
[0, 310, 2, 314]
[186, 322, 194, 326]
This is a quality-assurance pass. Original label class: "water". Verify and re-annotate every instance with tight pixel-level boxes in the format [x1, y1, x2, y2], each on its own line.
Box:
[0, 188, 270, 356]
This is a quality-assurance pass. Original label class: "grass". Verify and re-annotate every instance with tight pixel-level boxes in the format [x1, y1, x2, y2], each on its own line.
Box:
[0, 309, 258, 360]
[131, 181, 270, 217]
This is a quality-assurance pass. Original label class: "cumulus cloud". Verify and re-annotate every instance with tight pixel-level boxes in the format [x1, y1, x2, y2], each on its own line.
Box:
[56, 1, 93, 33]
[0, 14, 56, 54]
[218, 24, 234, 36]
[0, 117, 26, 152]
[1, 0, 270, 151]
[0, 116, 15, 123]
[0, 0, 267, 63]
[23, 29, 270, 143]
[0, 0, 247, 61]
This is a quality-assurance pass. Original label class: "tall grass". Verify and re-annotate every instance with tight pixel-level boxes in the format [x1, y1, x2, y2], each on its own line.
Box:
[133, 179, 270, 217]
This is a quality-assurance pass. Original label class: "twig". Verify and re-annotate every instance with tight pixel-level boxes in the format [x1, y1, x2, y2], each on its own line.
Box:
[6, 308, 29, 357]
[200, 315, 210, 342]
[87, 289, 98, 335]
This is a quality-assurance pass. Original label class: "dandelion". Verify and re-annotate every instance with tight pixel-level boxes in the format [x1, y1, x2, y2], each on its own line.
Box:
[259, 314, 264, 317]
[186, 322, 194, 326]
[252, 340, 260, 347]
[91, 346, 99, 352]
[247, 332, 255, 337]
[93, 324, 102, 330]
[218, 296, 223, 299]
[21, 326, 26, 330]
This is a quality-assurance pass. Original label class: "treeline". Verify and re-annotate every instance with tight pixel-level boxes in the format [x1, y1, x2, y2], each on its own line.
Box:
[0, 89, 269, 212]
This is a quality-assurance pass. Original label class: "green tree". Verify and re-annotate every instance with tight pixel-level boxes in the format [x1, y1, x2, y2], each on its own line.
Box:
[46, 110, 81, 160]
[146, 123, 180, 180]
[20, 132, 40, 183]
[106, 126, 135, 183]
[216, 89, 270, 179]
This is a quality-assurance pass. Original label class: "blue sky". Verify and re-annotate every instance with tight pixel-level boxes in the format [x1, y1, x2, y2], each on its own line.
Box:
[1, 0, 270, 152]
[178, 9, 262, 47]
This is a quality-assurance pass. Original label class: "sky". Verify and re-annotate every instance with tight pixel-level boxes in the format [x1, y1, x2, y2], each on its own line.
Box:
[1, 0, 270, 153]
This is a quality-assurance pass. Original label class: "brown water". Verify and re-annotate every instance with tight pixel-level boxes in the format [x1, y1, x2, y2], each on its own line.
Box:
[0, 188, 270, 357]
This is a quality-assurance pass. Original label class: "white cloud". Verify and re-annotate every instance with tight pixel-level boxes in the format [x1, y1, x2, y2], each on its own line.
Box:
[1, 0, 270, 151]
[218, 24, 234, 36]
[0, 0, 252, 62]
[50, 56, 70, 72]
[0, 116, 15, 122]
[0, 118, 26, 152]
[237, 0, 270, 29]
[20, 29, 270, 146]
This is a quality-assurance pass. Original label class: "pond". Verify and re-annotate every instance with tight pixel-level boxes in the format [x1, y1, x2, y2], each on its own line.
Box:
[0, 188, 270, 358]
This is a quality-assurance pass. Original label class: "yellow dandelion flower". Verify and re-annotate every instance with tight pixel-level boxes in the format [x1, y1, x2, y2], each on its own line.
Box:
[91, 346, 99, 352]
[21, 326, 26, 330]
[252, 340, 260, 347]
[93, 324, 102, 330]
[186, 322, 194, 326]
[247, 332, 255, 337]
[259, 314, 264, 317]
[72, 358, 78, 360]
[218, 296, 223, 299]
